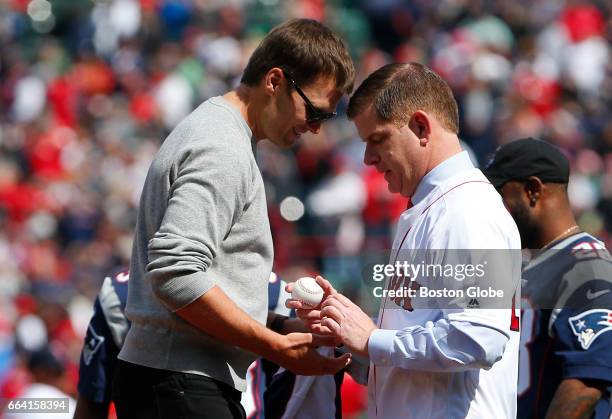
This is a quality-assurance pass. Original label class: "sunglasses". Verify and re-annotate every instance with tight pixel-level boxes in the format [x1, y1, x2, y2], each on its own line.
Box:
[283, 71, 337, 125]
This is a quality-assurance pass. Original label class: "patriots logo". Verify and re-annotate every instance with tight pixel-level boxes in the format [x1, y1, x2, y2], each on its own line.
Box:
[568, 309, 612, 350]
[82, 324, 105, 366]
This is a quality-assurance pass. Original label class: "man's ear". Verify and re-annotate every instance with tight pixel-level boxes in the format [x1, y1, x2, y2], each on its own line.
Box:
[524, 176, 544, 207]
[408, 110, 432, 145]
[264, 67, 284, 96]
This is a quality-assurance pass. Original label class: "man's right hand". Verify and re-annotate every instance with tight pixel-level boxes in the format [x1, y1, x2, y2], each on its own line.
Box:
[271, 332, 351, 375]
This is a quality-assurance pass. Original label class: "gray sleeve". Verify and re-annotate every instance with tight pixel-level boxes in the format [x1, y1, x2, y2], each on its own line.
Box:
[146, 137, 251, 311]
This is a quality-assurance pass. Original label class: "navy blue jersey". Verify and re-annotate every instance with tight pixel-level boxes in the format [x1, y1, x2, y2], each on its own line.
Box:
[242, 272, 292, 418]
[260, 348, 344, 419]
[77, 270, 129, 404]
[518, 233, 612, 419]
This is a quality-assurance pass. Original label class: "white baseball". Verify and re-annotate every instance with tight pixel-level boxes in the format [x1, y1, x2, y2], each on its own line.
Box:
[291, 277, 324, 308]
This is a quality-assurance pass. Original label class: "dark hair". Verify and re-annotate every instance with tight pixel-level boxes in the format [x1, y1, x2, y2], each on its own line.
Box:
[27, 348, 65, 375]
[347, 62, 459, 133]
[241, 19, 354, 95]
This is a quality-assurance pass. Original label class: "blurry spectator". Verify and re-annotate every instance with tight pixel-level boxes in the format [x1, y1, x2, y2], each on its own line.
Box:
[4, 347, 76, 419]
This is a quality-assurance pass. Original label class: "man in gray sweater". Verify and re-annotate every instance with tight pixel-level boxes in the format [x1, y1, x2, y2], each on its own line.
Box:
[112, 19, 355, 419]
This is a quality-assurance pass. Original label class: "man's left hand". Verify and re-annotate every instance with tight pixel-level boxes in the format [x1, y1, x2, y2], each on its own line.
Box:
[320, 293, 377, 357]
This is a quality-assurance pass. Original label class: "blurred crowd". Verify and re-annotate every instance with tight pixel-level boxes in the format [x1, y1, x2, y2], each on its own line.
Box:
[0, 0, 610, 412]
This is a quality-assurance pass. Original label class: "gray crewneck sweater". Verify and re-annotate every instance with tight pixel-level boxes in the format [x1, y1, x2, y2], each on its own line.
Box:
[118, 97, 274, 391]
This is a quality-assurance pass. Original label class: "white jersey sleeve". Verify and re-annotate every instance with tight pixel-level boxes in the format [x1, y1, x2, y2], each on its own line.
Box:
[369, 310, 509, 372]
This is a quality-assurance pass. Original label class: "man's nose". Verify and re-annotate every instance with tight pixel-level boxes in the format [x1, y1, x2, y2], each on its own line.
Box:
[363, 144, 377, 166]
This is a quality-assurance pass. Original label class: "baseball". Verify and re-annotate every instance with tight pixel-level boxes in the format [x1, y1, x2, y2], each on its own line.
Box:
[291, 277, 324, 308]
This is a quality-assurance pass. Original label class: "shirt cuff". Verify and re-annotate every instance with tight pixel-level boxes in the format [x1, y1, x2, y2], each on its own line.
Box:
[149, 270, 215, 312]
[368, 329, 398, 367]
[563, 364, 612, 384]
